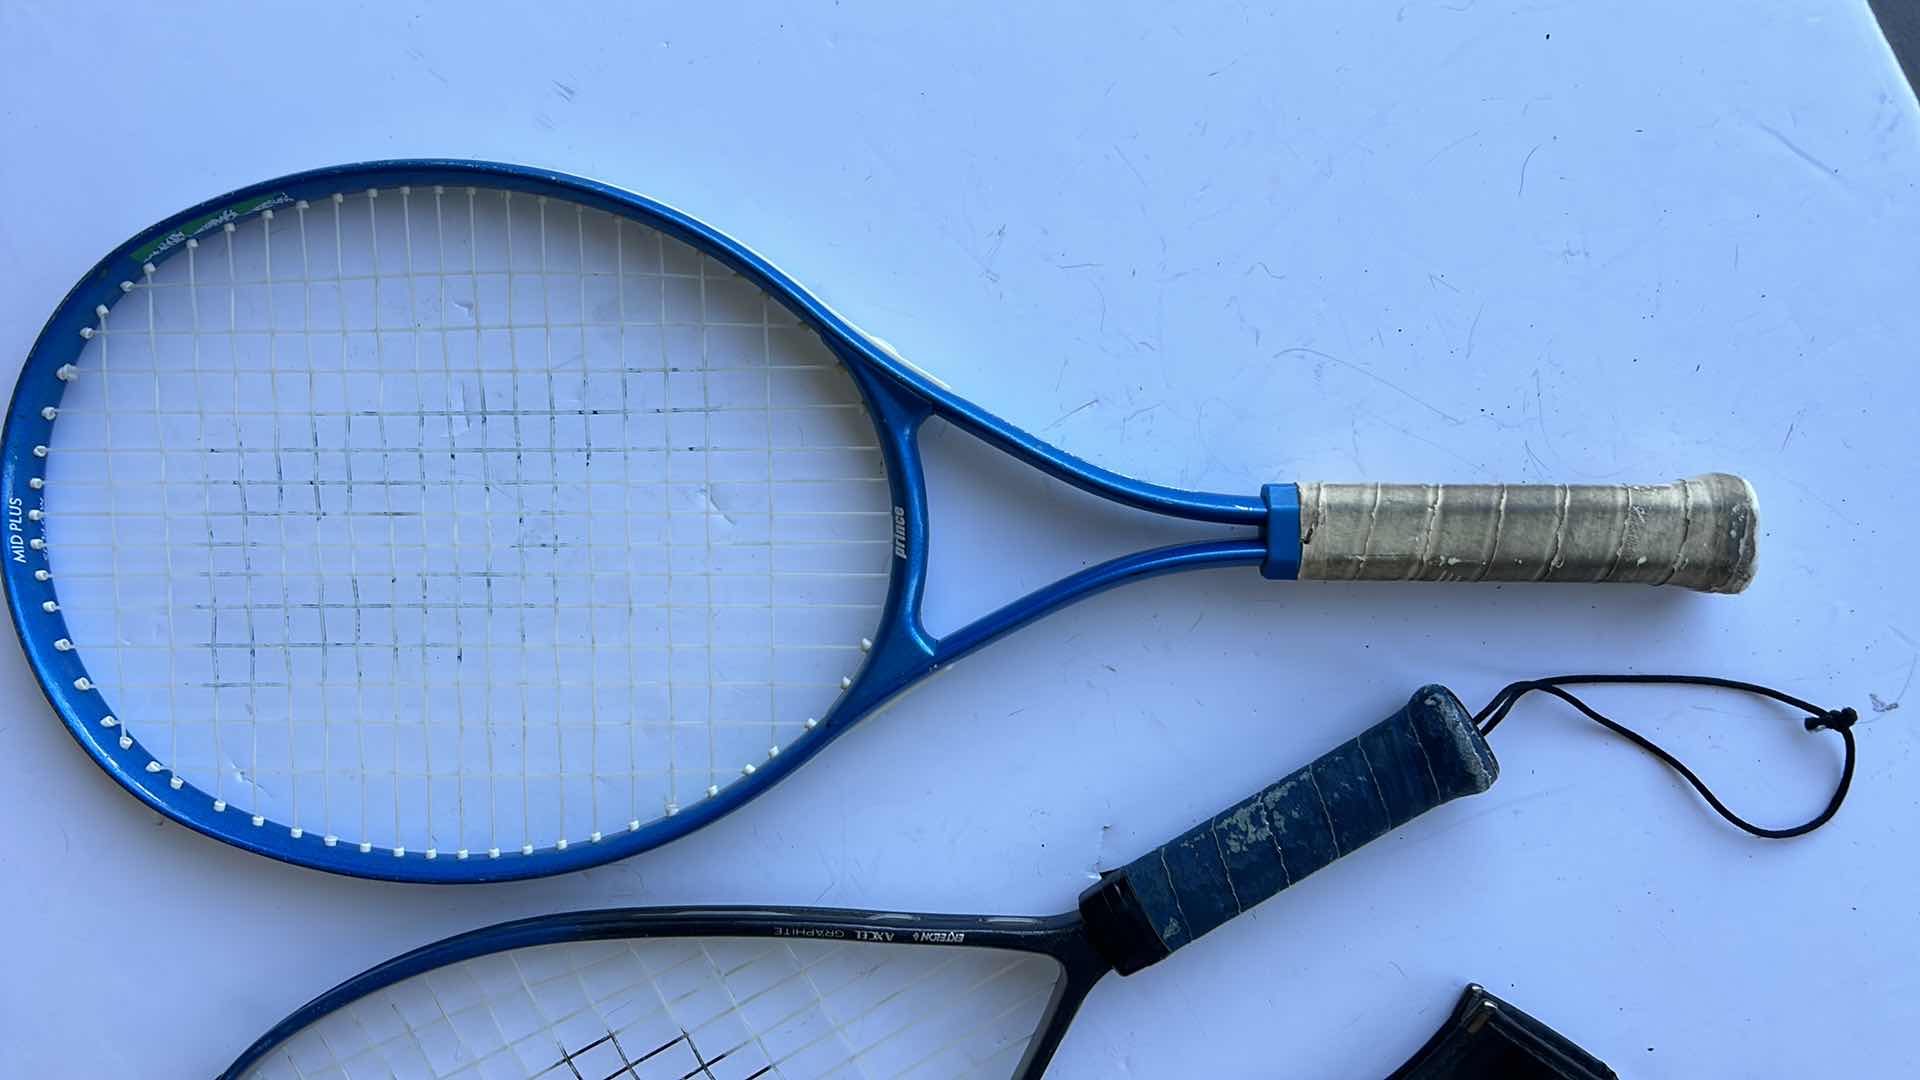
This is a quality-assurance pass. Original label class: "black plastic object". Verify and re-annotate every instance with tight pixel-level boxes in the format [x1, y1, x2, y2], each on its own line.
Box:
[1388, 984, 1616, 1080]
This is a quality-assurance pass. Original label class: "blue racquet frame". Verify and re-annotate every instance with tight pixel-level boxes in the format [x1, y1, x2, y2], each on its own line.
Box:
[1, 160, 1292, 881]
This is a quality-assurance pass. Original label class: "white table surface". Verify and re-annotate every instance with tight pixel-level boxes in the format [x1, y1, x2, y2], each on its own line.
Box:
[1, 3, 1915, 1076]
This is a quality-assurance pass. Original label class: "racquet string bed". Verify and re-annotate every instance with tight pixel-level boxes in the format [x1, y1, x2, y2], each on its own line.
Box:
[41, 186, 894, 857]
[235, 937, 1062, 1080]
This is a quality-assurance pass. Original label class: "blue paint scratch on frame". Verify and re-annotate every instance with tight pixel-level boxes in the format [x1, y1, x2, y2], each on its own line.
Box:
[3, 160, 1296, 882]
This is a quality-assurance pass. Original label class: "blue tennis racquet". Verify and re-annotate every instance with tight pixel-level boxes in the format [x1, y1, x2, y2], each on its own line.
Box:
[222, 689, 1497, 1079]
[2, 161, 1756, 881]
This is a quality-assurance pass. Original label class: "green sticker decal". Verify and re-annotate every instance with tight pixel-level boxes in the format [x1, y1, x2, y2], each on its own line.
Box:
[131, 192, 295, 264]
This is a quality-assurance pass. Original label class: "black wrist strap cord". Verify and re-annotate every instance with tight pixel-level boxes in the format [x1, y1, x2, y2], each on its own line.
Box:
[1476, 674, 1858, 839]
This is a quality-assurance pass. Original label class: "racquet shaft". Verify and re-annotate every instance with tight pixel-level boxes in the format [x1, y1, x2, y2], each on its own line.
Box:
[1295, 473, 1756, 592]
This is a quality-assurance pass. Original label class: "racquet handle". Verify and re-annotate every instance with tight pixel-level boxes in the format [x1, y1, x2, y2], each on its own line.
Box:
[1294, 473, 1757, 593]
[1080, 687, 1495, 975]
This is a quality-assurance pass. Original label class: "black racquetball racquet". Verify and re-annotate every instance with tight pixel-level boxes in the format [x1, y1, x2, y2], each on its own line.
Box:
[223, 687, 1497, 1079]
[3, 160, 1752, 881]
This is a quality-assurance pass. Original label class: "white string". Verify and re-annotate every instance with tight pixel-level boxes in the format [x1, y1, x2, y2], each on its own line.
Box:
[655, 223, 681, 821]
[505, 191, 533, 857]
[574, 203, 603, 846]
[266, 208, 299, 833]
[370, 189, 403, 853]
[139, 257, 187, 797]
[540, 196, 566, 852]
[233, 219, 265, 825]
[190, 231, 230, 814]
[234, 936, 1061, 1080]
[401, 187, 434, 855]
[763, 241, 780, 778]
[698, 241, 718, 799]
[89, 259, 133, 776]
[39, 185, 892, 856]
[470, 187, 503, 859]
[433, 187, 468, 856]
[100, 269, 789, 287]
[615, 217, 641, 829]
[296, 198, 330, 841]
[333, 193, 371, 849]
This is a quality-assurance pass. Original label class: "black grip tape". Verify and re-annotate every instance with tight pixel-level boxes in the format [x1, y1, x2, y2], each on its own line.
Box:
[1080, 686, 1496, 974]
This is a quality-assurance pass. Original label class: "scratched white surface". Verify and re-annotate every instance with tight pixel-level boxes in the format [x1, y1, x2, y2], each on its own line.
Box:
[1, 3, 1916, 1077]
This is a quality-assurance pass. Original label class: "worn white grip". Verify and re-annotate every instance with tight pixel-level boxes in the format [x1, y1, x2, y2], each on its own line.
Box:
[1297, 473, 1757, 593]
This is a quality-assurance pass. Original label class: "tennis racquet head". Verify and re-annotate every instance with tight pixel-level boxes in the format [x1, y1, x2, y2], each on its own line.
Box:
[4, 161, 1749, 881]
[0, 160, 1267, 880]
[221, 688, 1498, 1078]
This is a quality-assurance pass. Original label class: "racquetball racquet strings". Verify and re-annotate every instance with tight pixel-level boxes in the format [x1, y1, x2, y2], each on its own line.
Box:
[223, 689, 1499, 1079]
[238, 929, 1068, 1080]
